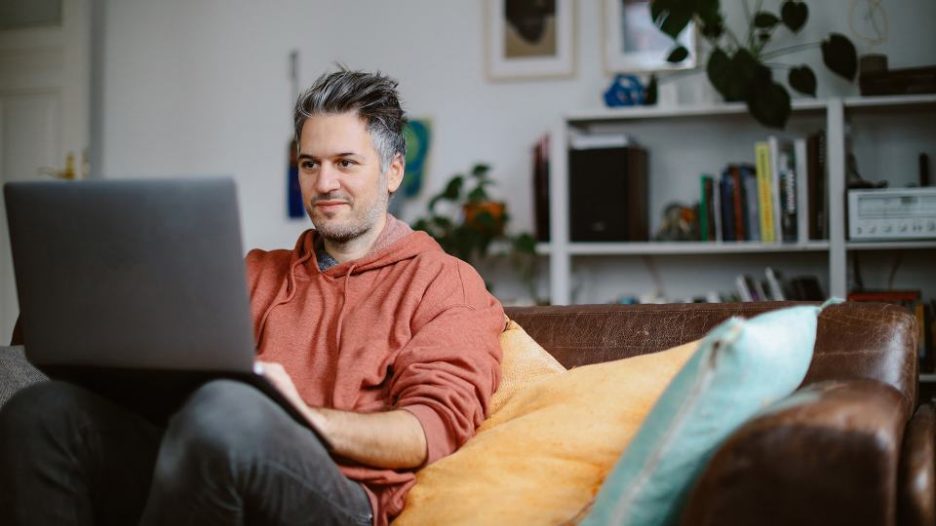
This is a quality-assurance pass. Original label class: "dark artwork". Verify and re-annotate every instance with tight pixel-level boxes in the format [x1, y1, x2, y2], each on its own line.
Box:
[504, 0, 557, 58]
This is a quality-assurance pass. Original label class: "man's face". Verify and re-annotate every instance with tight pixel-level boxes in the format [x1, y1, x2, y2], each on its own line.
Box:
[298, 112, 403, 243]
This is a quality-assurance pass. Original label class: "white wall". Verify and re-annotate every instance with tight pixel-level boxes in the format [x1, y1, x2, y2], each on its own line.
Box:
[98, 0, 936, 302]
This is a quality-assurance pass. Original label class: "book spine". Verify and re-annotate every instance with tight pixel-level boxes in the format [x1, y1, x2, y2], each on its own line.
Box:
[768, 136, 784, 243]
[741, 165, 760, 242]
[755, 141, 776, 242]
[794, 138, 808, 243]
[720, 171, 736, 241]
[700, 175, 711, 241]
[730, 165, 746, 241]
[779, 151, 797, 242]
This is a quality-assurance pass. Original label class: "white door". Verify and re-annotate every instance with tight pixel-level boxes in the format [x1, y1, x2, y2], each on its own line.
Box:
[0, 0, 90, 344]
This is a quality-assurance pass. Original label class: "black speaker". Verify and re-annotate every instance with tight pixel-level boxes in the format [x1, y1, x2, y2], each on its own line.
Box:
[568, 145, 648, 241]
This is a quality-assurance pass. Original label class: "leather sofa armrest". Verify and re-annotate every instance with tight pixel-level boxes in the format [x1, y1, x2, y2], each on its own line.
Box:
[900, 403, 935, 526]
[680, 379, 908, 526]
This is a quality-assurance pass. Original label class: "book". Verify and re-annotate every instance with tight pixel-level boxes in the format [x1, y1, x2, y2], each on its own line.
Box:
[720, 173, 736, 241]
[754, 141, 776, 243]
[741, 165, 760, 242]
[699, 174, 715, 241]
[736, 274, 753, 301]
[788, 276, 824, 300]
[807, 132, 828, 240]
[728, 165, 746, 241]
[768, 137, 785, 242]
[778, 149, 798, 242]
[794, 138, 809, 243]
[765, 267, 786, 301]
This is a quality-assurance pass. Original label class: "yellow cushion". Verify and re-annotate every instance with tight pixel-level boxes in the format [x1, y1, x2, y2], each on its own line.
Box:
[489, 318, 567, 414]
[394, 321, 699, 526]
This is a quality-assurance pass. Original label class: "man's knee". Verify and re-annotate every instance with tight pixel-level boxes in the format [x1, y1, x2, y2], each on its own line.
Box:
[162, 380, 284, 459]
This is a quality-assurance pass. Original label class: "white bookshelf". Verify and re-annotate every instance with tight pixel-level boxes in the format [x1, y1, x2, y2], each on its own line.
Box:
[545, 95, 936, 305]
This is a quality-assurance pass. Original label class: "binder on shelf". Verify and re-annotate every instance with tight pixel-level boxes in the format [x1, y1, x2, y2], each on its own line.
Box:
[532, 134, 550, 242]
[568, 144, 648, 242]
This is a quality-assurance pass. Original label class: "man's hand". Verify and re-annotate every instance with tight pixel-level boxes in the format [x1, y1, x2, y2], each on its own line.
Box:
[256, 360, 428, 469]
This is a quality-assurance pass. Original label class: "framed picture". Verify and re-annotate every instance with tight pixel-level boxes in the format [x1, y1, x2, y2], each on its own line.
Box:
[485, 0, 575, 80]
[603, 0, 696, 73]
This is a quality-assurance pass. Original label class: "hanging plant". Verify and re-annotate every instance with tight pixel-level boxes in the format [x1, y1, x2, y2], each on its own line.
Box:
[652, 0, 857, 128]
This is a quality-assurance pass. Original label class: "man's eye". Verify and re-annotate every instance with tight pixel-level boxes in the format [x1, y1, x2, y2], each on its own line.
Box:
[301, 161, 317, 169]
[339, 159, 354, 168]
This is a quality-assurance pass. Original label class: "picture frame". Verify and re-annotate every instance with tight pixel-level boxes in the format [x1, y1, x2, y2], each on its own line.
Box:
[485, 0, 576, 81]
[603, 0, 696, 73]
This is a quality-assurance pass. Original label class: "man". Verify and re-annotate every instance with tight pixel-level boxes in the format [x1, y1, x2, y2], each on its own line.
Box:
[0, 69, 505, 526]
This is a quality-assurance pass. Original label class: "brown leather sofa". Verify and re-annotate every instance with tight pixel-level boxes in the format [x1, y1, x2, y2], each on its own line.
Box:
[504, 300, 931, 526]
[3, 301, 931, 525]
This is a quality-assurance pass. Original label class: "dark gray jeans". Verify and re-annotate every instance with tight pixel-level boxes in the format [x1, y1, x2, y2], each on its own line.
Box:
[0, 379, 373, 526]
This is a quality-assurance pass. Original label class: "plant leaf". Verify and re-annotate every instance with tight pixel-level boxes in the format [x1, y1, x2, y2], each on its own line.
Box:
[706, 47, 731, 98]
[754, 11, 780, 29]
[471, 164, 490, 177]
[788, 65, 817, 96]
[467, 186, 488, 203]
[442, 176, 463, 200]
[821, 33, 857, 80]
[746, 81, 792, 129]
[651, 0, 693, 39]
[667, 45, 689, 63]
[781, 1, 808, 32]
[725, 48, 768, 102]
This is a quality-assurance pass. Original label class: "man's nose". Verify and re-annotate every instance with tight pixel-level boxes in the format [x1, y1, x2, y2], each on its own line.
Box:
[315, 164, 341, 194]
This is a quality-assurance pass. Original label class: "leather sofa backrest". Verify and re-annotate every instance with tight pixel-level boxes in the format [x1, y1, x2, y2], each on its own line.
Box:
[504, 302, 918, 413]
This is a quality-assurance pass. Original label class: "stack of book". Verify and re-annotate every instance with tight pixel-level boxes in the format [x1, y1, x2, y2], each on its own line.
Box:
[699, 132, 828, 243]
[735, 267, 824, 302]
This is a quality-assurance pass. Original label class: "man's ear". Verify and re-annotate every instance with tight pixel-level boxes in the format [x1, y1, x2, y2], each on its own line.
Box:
[387, 153, 405, 194]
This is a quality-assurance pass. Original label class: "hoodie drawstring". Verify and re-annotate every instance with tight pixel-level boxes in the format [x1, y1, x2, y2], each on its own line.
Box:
[335, 263, 355, 351]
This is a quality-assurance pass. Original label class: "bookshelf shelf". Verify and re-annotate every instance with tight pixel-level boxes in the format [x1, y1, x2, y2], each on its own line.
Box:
[843, 94, 936, 110]
[920, 374, 936, 384]
[565, 99, 827, 124]
[847, 240, 936, 251]
[545, 95, 935, 305]
[567, 241, 829, 256]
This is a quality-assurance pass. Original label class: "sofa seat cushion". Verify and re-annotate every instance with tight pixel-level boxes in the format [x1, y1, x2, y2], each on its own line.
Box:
[394, 321, 699, 525]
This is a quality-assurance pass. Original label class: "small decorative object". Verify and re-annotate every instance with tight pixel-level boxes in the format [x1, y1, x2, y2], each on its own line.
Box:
[402, 119, 431, 199]
[603, 74, 647, 107]
[412, 163, 539, 299]
[485, 0, 575, 80]
[603, 0, 697, 73]
[654, 202, 699, 241]
[650, 0, 858, 129]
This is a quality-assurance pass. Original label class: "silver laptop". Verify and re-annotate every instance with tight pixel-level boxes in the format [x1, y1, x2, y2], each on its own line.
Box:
[4, 178, 328, 446]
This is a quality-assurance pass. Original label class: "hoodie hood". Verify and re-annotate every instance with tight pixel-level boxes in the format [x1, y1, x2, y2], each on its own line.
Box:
[291, 214, 440, 279]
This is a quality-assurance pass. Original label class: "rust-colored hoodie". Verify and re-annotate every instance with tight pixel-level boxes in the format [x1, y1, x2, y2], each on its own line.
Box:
[245, 215, 504, 525]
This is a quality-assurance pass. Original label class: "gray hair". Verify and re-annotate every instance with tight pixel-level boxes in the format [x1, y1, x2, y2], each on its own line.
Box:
[294, 68, 407, 173]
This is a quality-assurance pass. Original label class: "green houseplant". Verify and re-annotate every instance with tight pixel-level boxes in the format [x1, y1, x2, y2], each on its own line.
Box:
[652, 0, 858, 128]
[412, 163, 540, 301]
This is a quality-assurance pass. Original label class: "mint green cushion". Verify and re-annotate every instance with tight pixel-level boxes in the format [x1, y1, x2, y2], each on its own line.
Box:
[582, 305, 823, 526]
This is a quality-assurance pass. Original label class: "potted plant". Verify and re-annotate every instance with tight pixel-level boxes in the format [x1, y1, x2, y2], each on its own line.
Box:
[651, 0, 857, 129]
[412, 163, 540, 302]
